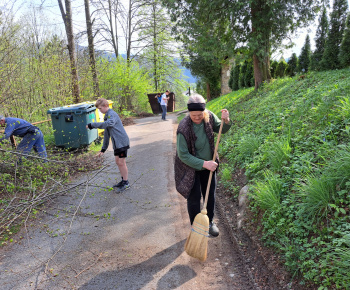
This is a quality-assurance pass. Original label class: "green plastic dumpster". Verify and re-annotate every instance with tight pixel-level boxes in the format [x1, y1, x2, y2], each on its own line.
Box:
[47, 104, 98, 149]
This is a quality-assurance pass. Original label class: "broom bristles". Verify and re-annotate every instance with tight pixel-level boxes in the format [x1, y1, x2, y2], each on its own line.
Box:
[184, 210, 210, 261]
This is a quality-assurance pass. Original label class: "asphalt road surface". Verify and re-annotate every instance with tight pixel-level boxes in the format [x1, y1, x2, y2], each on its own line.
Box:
[0, 114, 257, 290]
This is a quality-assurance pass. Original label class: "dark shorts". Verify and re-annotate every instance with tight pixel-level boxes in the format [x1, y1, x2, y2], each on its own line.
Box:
[114, 146, 129, 158]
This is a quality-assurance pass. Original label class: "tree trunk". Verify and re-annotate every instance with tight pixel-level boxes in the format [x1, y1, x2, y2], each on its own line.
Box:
[152, 3, 158, 91]
[251, 0, 271, 90]
[126, 0, 132, 61]
[253, 54, 263, 89]
[108, 0, 119, 57]
[58, 0, 80, 103]
[206, 82, 211, 101]
[84, 0, 100, 99]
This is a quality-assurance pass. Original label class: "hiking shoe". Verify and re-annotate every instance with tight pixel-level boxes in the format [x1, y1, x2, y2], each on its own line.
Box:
[116, 181, 130, 193]
[209, 222, 219, 237]
[113, 179, 124, 188]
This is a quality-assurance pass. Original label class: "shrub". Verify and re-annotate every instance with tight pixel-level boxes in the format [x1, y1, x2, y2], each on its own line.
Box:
[275, 59, 288, 78]
[297, 175, 336, 221]
[251, 170, 282, 211]
[236, 135, 260, 164]
[265, 138, 291, 173]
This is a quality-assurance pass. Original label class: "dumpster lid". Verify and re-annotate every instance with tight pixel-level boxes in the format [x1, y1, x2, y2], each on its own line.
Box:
[47, 103, 96, 114]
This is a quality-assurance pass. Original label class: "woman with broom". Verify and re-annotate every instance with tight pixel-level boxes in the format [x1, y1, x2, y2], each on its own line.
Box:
[175, 94, 231, 237]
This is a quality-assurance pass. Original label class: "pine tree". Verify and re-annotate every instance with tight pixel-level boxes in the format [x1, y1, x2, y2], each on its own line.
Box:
[228, 66, 234, 90]
[310, 8, 328, 70]
[239, 61, 248, 89]
[270, 60, 279, 78]
[286, 53, 298, 77]
[229, 63, 241, 91]
[298, 34, 311, 73]
[244, 62, 254, 87]
[276, 59, 288, 78]
[320, 0, 349, 70]
[339, 13, 350, 67]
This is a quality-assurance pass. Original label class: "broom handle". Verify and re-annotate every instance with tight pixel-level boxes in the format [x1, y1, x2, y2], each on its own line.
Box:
[203, 119, 224, 210]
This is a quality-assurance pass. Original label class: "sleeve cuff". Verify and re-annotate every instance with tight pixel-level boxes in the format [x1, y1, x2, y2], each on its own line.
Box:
[87, 123, 93, 130]
[224, 119, 232, 125]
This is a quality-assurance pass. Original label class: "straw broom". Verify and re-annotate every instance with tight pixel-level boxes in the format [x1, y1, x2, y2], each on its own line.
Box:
[184, 119, 224, 261]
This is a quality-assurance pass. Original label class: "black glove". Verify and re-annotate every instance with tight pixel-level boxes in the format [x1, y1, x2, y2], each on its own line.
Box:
[87, 123, 93, 130]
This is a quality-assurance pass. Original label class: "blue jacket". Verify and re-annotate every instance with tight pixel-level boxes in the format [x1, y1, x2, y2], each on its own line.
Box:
[0, 117, 34, 142]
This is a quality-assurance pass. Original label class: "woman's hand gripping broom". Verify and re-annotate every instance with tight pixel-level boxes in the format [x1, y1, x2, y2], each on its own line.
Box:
[184, 120, 224, 261]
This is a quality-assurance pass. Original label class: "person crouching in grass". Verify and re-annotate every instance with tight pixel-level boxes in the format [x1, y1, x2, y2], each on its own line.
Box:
[87, 98, 130, 192]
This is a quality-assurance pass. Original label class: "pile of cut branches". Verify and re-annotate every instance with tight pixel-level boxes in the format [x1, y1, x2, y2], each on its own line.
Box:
[0, 146, 103, 245]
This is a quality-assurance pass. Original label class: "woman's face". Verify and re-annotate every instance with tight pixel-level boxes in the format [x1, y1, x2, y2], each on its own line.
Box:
[189, 111, 204, 124]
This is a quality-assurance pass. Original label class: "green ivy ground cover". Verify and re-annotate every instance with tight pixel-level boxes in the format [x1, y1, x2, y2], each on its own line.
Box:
[207, 68, 350, 289]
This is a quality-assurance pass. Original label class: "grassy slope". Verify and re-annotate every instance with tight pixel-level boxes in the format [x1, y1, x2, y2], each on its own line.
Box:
[206, 68, 350, 289]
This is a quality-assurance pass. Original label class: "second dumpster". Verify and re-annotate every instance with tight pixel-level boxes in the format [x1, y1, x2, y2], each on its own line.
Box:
[47, 103, 98, 149]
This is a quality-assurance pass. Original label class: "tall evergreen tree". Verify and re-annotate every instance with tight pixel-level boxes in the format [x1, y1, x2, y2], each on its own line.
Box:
[244, 61, 254, 87]
[310, 7, 328, 71]
[239, 61, 248, 89]
[276, 58, 288, 78]
[339, 13, 350, 67]
[270, 60, 279, 78]
[286, 53, 298, 77]
[320, 0, 349, 70]
[229, 63, 241, 91]
[298, 34, 311, 73]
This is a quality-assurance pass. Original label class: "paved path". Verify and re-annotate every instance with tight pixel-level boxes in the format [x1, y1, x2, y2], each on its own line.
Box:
[0, 114, 255, 290]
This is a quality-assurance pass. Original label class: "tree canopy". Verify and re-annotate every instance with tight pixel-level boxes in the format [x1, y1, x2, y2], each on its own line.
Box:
[162, 0, 324, 90]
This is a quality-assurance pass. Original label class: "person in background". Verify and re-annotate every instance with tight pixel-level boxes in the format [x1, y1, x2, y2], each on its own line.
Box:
[155, 93, 162, 114]
[174, 94, 232, 237]
[0, 115, 47, 161]
[160, 90, 170, 120]
[86, 98, 130, 193]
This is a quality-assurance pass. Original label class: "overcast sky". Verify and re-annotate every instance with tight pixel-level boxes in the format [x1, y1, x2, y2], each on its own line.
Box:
[7, 0, 350, 59]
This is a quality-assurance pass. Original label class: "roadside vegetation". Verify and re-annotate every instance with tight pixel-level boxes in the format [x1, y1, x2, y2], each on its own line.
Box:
[207, 68, 350, 289]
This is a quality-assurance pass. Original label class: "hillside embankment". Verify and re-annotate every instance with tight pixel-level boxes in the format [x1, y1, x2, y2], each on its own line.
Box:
[206, 68, 350, 289]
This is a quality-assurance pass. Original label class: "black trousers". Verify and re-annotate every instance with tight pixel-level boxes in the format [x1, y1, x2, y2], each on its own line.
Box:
[187, 170, 216, 225]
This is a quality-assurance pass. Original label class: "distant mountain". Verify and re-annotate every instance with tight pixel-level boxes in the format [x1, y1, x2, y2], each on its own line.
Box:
[96, 50, 197, 84]
[182, 67, 197, 84]
[174, 58, 197, 84]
